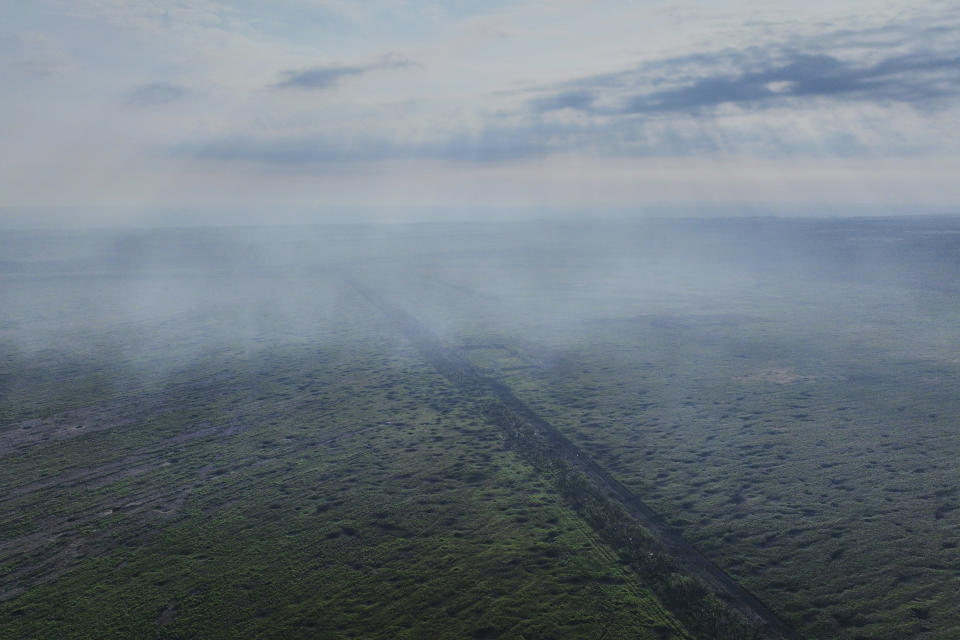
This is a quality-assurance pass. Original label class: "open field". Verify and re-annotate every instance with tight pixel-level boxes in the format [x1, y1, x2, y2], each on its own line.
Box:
[0, 267, 703, 639]
[361, 218, 960, 640]
[2, 217, 960, 638]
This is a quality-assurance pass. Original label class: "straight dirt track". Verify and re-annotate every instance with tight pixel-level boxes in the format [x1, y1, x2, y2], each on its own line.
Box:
[348, 276, 799, 640]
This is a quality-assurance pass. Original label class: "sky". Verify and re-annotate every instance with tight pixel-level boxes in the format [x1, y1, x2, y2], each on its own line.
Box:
[2, 0, 960, 225]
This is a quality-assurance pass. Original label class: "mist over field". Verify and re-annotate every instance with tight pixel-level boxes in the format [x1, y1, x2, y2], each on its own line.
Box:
[3, 217, 960, 639]
[5, 217, 959, 353]
[5, 221, 960, 639]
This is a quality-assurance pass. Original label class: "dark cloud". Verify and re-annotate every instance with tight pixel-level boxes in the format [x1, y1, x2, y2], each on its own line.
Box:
[530, 27, 960, 115]
[126, 82, 191, 106]
[531, 90, 594, 113]
[273, 56, 413, 90]
[274, 65, 369, 90]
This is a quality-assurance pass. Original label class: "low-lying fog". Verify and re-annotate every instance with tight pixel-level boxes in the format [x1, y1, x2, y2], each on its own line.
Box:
[2, 218, 957, 422]
[3, 217, 958, 368]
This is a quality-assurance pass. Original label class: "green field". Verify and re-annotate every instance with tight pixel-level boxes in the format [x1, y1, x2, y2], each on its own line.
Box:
[2, 219, 959, 638]
[1, 272, 705, 639]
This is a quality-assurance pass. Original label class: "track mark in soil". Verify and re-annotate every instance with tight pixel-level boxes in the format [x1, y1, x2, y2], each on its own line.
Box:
[349, 276, 798, 640]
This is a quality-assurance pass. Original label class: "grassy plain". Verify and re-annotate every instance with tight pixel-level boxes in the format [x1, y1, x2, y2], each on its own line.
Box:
[1, 269, 692, 639]
[2, 218, 959, 639]
[370, 218, 960, 640]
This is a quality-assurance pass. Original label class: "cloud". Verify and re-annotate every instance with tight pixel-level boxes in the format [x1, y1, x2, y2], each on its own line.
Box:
[630, 51, 960, 113]
[531, 90, 594, 113]
[186, 135, 395, 164]
[530, 37, 960, 117]
[0, 33, 71, 77]
[176, 105, 592, 167]
[113, 5, 960, 174]
[126, 82, 192, 106]
[181, 70, 960, 168]
[273, 64, 369, 90]
[181, 125, 551, 166]
[273, 55, 413, 90]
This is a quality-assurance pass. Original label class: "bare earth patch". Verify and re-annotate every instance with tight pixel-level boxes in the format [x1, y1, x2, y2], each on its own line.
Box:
[0, 397, 164, 459]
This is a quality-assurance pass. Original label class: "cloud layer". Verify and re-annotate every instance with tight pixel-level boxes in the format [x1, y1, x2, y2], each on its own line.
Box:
[273, 55, 414, 90]
[532, 49, 960, 116]
[3, 0, 960, 219]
